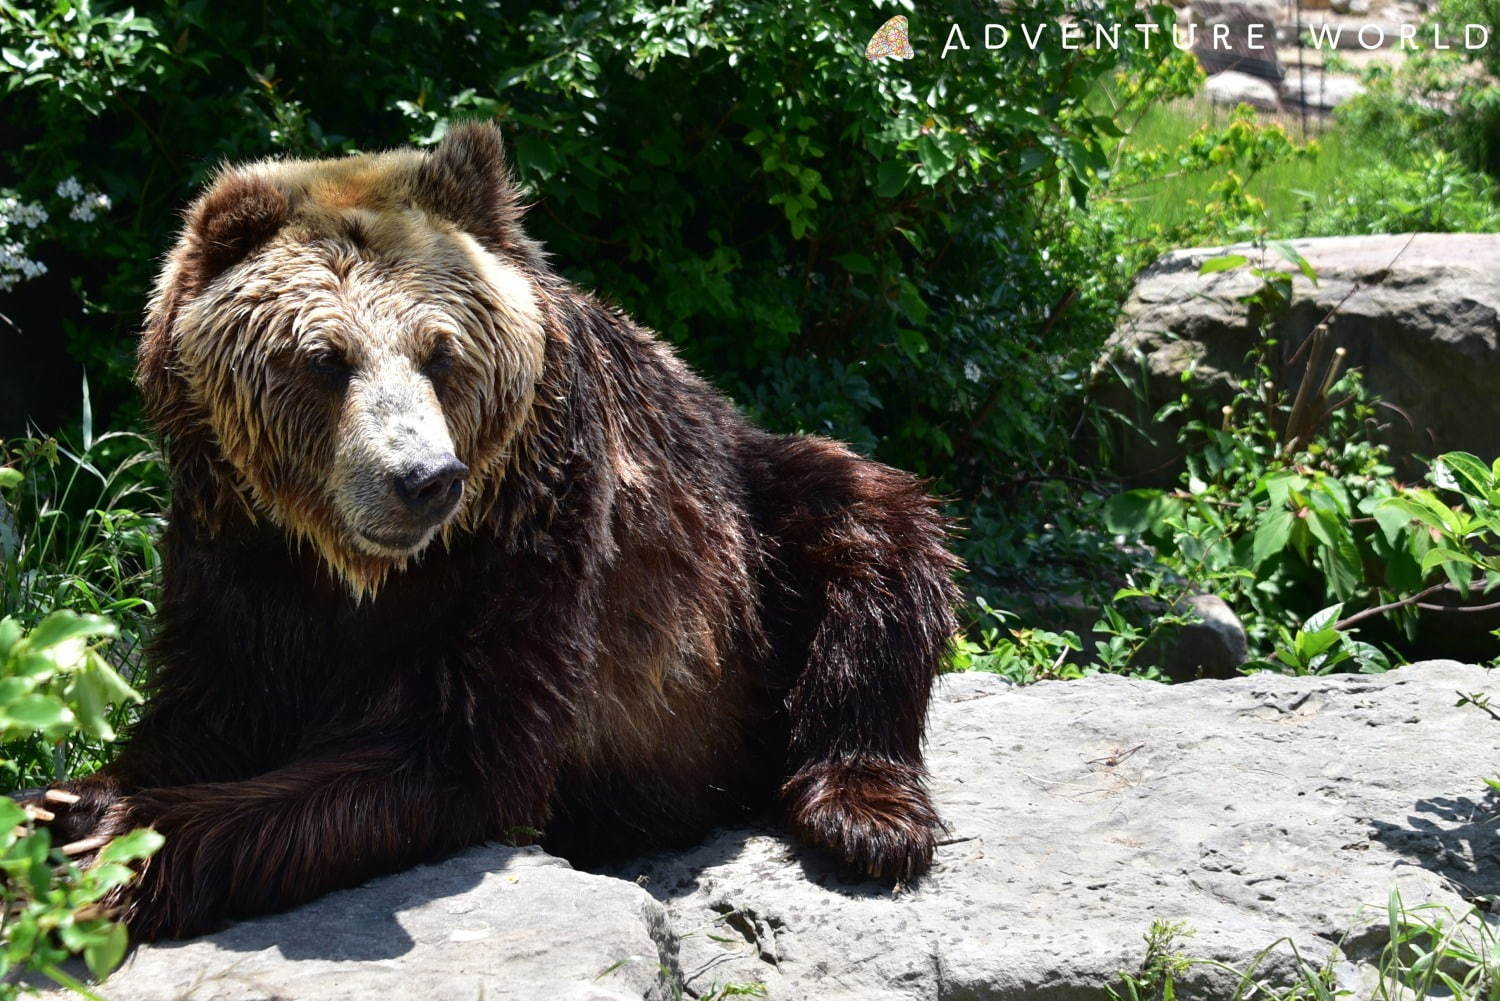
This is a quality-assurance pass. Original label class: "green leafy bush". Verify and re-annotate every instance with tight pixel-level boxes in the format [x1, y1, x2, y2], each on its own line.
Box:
[0, 610, 159, 999]
[0, 612, 156, 996]
[1107, 889, 1500, 1001]
[0, 462, 160, 996]
[1380, 451, 1500, 590]
[1100, 252, 1500, 671]
[1299, 150, 1500, 235]
[0, 427, 164, 790]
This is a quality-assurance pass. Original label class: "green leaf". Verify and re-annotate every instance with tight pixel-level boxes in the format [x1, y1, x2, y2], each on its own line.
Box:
[1261, 471, 1308, 510]
[1199, 254, 1247, 275]
[895, 328, 928, 360]
[1296, 626, 1342, 661]
[1373, 503, 1414, 547]
[1303, 603, 1344, 633]
[64, 671, 113, 741]
[83, 921, 129, 980]
[0, 616, 21, 659]
[0, 677, 32, 704]
[0, 467, 21, 489]
[24, 611, 116, 654]
[1420, 547, 1478, 574]
[83, 650, 143, 705]
[1436, 451, 1493, 499]
[1251, 509, 1295, 569]
[916, 135, 956, 184]
[1102, 490, 1180, 537]
[1378, 495, 1459, 535]
[834, 252, 876, 275]
[98, 827, 164, 865]
[1269, 240, 1318, 284]
[875, 159, 910, 198]
[2, 695, 74, 731]
[0, 798, 26, 832]
[81, 371, 94, 451]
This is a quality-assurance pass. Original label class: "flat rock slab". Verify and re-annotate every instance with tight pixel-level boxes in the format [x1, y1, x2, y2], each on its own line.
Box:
[618, 662, 1500, 1000]
[42, 662, 1500, 1000]
[40, 847, 675, 1001]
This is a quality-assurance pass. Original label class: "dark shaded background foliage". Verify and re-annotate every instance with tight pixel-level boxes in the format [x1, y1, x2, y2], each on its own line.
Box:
[1, 0, 1187, 596]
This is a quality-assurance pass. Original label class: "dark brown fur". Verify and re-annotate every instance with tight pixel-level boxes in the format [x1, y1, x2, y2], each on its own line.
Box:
[26, 123, 961, 940]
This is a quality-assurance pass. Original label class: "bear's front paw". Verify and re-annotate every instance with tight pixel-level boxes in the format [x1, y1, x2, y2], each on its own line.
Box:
[781, 758, 943, 883]
[12, 778, 123, 852]
[11, 786, 189, 939]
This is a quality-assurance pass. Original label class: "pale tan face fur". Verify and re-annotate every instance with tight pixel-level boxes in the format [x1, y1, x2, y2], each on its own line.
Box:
[164, 152, 546, 597]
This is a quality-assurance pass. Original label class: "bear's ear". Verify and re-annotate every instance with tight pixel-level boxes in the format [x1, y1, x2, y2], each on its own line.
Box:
[413, 121, 530, 254]
[181, 173, 290, 289]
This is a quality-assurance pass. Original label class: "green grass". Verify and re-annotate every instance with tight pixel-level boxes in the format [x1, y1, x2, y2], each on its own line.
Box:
[1102, 98, 1348, 231]
[1110, 891, 1500, 1001]
[1099, 96, 1500, 243]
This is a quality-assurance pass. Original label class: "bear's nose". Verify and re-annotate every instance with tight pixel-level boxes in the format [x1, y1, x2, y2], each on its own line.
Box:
[394, 455, 469, 523]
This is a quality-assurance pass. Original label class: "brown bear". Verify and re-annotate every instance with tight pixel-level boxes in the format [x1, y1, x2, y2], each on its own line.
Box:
[24, 122, 960, 940]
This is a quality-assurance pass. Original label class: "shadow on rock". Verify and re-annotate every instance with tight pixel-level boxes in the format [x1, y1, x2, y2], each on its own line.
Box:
[608, 819, 914, 907]
[1368, 789, 1500, 899]
[208, 845, 497, 962]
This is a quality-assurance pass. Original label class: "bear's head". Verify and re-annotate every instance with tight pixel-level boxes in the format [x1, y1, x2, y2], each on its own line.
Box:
[140, 123, 548, 597]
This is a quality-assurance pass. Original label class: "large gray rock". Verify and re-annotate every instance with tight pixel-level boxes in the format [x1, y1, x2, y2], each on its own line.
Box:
[1137, 592, 1250, 680]
[619, 662, 1500, 999]
[43, 847, 677, 1001]
[1094, 234, 1500, 484]
[1282, 69, 1367, 110]
[45, 662, 1500, 1000]
[1205, 70, 1282, 110]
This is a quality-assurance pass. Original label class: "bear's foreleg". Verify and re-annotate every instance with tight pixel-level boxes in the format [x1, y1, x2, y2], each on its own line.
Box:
[63, 742, 501, 940]
[15, 700, 287, 847]
[756, 437, 960, 882]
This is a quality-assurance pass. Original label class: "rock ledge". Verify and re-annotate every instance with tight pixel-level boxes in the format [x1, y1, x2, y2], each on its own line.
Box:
[46, 661, 1500, 1000]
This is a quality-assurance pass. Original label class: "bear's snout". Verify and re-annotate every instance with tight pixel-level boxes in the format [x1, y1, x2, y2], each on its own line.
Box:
[332, 364, 468, 558]
[394, 455, 468, 524]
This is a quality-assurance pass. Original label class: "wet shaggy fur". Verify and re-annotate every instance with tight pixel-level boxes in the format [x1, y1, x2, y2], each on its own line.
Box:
[26, 123, 961, 940]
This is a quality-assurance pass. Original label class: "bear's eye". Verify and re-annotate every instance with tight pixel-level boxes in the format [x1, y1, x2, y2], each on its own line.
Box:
[307, 350, 351, 387]
[422, 342, 454, 380]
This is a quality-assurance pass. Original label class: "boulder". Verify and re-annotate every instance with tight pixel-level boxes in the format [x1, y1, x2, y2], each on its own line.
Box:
[1093, 234, 1500, 484]
[1136, 592, 1250, 680]
[1010, 589, 1249, 681]
[45, 662, 1500, 1001]
[1204, 70, 1282, 110]
[1282, 68, 1367, 109]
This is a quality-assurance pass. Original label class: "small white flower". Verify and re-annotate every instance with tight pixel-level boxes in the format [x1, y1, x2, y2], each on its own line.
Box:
[68, 190, 110, 222]
[13, 202, 46, 228]
[964, 361, 982, 382]
[56, 177, 84, 200]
